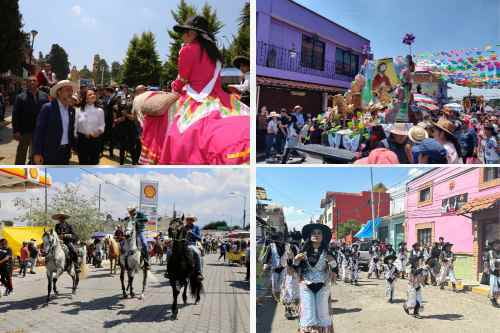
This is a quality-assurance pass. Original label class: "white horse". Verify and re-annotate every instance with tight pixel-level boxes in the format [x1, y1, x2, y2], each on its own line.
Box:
[119, 222, 148, 299]
[42, 229, 81, 303]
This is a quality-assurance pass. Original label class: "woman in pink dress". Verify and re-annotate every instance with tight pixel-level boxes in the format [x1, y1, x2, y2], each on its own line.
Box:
[140, 16, 250, 165]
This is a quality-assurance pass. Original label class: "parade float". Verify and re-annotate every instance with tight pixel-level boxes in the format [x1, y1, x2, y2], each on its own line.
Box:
[303, 39, 500, 162]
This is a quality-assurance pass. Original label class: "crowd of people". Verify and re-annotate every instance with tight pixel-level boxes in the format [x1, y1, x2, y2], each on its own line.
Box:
[258, 102, 500, 164]
[259, 225, 500, 332]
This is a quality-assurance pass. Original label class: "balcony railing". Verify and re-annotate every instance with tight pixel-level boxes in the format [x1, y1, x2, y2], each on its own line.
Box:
[257, 41, 339, 80]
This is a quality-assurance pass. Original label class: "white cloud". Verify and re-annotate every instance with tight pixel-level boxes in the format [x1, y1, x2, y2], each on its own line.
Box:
[281, 205, 314, 231]
[71, 5, 82, 17]
[0, 169, 249, 228]
[81, 16, 97, 28]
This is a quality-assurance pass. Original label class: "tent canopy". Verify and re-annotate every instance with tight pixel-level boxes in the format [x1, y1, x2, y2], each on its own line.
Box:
[1, 226, 46, 257]
[354, 217, 382, 239]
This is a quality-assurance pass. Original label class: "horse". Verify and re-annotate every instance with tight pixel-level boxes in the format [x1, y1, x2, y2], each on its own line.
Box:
[104, 237, 120, 275]
[152, 240, 164, 265]
[166, 216, 203, 320]
[41, 229, 82, 303]
[119, 222, 147, 299]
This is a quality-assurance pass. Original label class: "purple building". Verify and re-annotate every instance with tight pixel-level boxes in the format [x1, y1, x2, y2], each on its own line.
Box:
[257, 0, 371, 114]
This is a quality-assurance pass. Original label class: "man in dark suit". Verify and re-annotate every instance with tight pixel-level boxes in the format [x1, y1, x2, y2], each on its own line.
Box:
[103, 87, 120, 158]
[12, 76, 49, 164]
[33, 80, 76, 165]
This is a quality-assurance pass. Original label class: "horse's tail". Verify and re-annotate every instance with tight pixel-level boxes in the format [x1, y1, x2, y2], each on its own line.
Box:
[189, 273, 204, 297]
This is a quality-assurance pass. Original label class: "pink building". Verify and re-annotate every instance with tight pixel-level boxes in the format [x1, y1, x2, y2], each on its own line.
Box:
[406, 168, 500, 281]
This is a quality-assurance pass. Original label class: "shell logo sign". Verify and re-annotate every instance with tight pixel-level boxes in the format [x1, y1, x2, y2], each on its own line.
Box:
[143, 185, 157, 199]
[29, 168, 39, 179]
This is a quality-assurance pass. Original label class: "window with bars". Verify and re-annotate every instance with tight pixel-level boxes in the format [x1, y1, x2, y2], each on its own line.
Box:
[335, 48, 359, 77]
[483, 168, 499, 182]
[301, 34, 325, 71]
[418, 186, 432, 204]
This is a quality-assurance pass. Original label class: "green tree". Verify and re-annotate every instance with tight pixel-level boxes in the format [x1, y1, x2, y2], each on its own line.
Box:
[202, 221, 228, 230]
[227, 2, 250, 62]
[94, 58, 111, 86]
[373, 183, 388, 193]
[111, 61, 123, 84]
[161, 1, 224, 83]
[122, 32, 161, 87]
[1, 220, 15, 227]
[14, 184, 106, 241]
[0, 0, 27, 74]
[338, 219, 361, 239]
[79, 65, 92, 79]
[47, 44, 70, 81]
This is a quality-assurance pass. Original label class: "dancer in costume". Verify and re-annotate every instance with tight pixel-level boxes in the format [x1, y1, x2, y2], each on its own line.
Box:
[368, 240, 381, 279]
[262, 234, 285, 302]
[396, 242, 408, 279]
[281, 240, 300, 319]
[349, 243, 360, 285]
[383, 254, 399, 303]
[139, 16, 249, 165]
[293, 224, 336, 333]
[438, 242, 457, 292]
[339, 243, 349, 283]
[403, 257, 428, 319]
[487, 239, 500, 307]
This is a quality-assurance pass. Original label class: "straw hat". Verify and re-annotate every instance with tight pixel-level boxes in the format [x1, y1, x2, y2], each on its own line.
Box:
[390, 123, 409, 136]
[50, 80, 76, 98]
[433, 118, 456, 136]
[185, 213, 198, 221]
[408, 125, 429, 143]
[52, 212, 70, 220]
[127, 206, 137, 212]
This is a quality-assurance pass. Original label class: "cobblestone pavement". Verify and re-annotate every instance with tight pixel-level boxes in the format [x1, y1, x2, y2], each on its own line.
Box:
[0, 106, 125, 165]
[257, 271, 499, 333]
[0, 254, 249, 333]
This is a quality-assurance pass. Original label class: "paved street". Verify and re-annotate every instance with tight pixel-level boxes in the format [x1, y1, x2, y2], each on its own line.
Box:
[0, 254, 249, 333]
[0, 106, 127, 165]
[257, 271, 499, 333]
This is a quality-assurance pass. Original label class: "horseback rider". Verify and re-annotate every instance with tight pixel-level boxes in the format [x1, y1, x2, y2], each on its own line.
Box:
[185, 214, 203, 281]
[127, 206, 150, 270]
[53, 213, 80, 272]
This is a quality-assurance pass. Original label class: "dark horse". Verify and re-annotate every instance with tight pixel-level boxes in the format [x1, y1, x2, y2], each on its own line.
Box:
[166, 216, 203, 320]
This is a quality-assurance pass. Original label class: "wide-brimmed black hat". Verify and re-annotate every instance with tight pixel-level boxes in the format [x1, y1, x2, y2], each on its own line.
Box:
[174, 16, 216, 43]
[301, 223, 332, 245]
[384, 254, 397, 264]
[232, 56, 250, 68]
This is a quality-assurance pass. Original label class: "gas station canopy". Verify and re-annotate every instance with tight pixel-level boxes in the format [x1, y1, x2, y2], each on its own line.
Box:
[0, 168, 52, 193]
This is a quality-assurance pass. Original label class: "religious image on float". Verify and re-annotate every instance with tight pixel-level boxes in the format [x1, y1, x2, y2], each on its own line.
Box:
[0, 1, 250, 166]
[0, 167, 250, 332]
[256, 166, 500, 333]
[255, 0, 499, 165]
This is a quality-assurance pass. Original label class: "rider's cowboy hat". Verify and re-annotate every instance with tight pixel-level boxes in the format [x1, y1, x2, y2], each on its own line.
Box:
[52, 213, 70, 220]
[408, 125, 428, 143]
[432, 118, 456, 136]
[185, 213, 197, 221]
[301, 223, 332, 245]
[173, 16, 216, 44]
[232, 56, 250, 69]
[127, 206, 137, 212]
[50, 80, 76, 98]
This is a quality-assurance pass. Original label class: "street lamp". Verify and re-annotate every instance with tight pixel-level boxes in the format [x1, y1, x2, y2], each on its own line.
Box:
[228, 191, 247, 229]
[30, 30, 38, 65]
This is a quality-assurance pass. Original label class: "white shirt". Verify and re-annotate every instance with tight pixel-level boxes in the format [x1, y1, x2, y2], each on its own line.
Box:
[57, 100, 70, 145]
[267, 119, 278, 134]
[484, 136, 499, 162]
[76, 104, 105, 137]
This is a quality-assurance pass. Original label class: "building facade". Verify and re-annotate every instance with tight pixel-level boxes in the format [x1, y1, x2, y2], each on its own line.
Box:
[379, 183, 406, 248]
[256, 0, 371, 114]
[321, 191, 390, 240]
[406, 168, 500, 282]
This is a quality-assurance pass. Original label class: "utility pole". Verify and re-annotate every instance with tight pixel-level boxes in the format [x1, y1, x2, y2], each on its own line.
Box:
[370, 168, 376, 240]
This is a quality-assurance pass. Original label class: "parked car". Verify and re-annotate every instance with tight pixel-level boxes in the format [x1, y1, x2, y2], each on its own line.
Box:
[356, 240, 372, 270]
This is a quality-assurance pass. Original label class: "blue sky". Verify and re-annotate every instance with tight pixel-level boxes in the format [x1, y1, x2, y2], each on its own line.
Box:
[257, 167, 429, 230]
[19, 0, 247, 68]
[0, 168, 249, 227]
[294, 0, 500, 98]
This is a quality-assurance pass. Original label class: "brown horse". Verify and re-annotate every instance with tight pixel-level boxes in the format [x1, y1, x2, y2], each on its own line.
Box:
[104, 237, 120, 275]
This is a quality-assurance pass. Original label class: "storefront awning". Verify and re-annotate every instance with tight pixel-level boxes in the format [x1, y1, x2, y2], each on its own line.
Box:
[257, 76, 346, 93]
[0, 168, 52, 192]
[457, 193, 500, 215]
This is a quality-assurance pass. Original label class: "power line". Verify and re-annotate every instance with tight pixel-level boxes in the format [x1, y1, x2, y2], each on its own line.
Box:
[79, 168, 139, 199]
